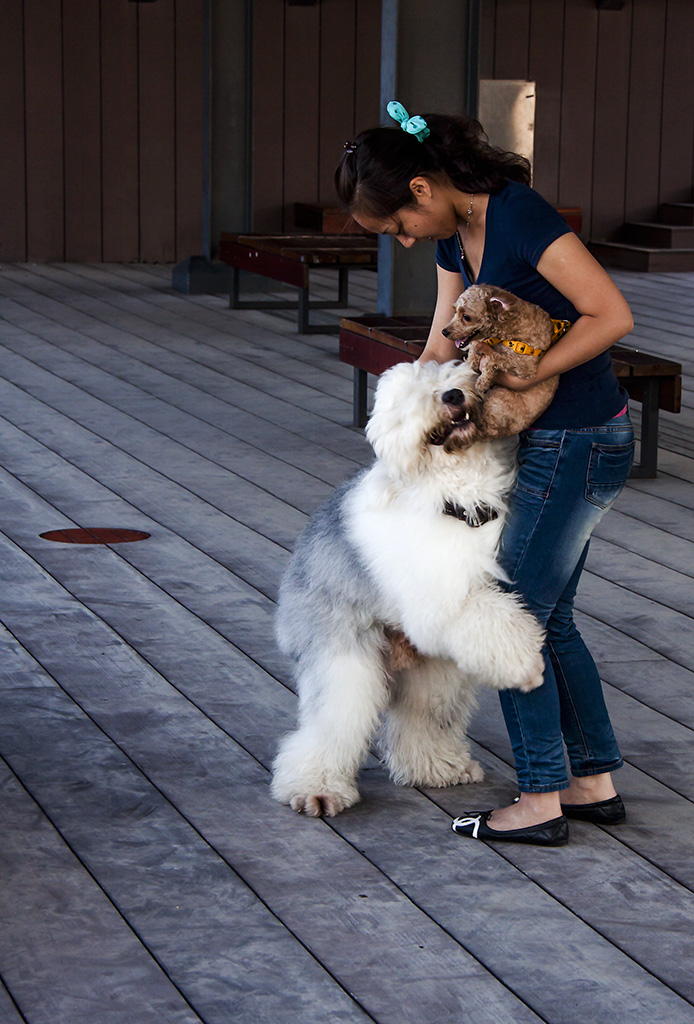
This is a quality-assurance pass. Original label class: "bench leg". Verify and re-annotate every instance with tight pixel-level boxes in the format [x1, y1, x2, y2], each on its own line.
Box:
[630, 379, 659, 478]
[353, 368, 368, 427]
[338, 267, 349, 306]
[228, 266, 352, 333]
[298, 285, 310, 334]
[230, 267, 241, 309]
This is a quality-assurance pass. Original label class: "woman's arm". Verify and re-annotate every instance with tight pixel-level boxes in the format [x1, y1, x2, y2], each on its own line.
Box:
[418, 265, 465, 363]
[494, 232, 634, 390]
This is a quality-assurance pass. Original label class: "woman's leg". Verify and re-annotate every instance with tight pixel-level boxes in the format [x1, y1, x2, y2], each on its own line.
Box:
[484, 420, 634, 829]
[546, 541, 622, 778]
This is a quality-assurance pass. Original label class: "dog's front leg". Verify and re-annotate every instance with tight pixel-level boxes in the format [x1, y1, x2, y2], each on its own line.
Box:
[271, 640, 389, 817]
[446, 588, 546, 693]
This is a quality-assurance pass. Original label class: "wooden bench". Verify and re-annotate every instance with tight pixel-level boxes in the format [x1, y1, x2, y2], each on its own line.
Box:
[339, 314, 682, 478]
[218, 233, 378, 334]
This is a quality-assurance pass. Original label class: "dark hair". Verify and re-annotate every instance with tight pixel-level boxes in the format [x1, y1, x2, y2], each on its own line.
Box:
[335, 113, 531, 219]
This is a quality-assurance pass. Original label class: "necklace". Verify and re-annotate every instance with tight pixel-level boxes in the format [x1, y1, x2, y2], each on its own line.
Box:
[455, 193, 475, 269]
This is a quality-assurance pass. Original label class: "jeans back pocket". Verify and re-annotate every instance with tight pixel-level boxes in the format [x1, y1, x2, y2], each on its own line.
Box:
[585, 440, 635, 508]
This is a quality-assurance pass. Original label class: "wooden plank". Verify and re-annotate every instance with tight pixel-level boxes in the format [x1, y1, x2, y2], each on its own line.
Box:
[0, 265, 368, 462]
[63, 260, 367, 405]
[100, 0, 139, 263]
[0, 364, 299, 593]
[219, 239, 310, 286]
[478, 0, 498, 79]
[659, 0, 694, 204]
[353, 0, 381, 132]
[0, 740, 203, 1024]
[0, 262, 359, 431]
[24, 0, 64, 260]
[0, 629, 371, 1024]
[577, 568, 694, 673]
[139, 0, 177, 261]
[3, 262, 694, 1019]
[558, 4, 599, 233]
[319, 0, 357, 204]
[0, 311, 331, 518]
[24, 260, 359, 404]
[0, 442, 285, 682]
[591, 3, 633, 241]
[0, 545, 545, 1024]
[587, 530, 694, 627]
[174, 0, 204, 259]
[4, 476, 694, 1019]
[283, 3, 321, 230]
[492, 0, 530, 79]
[0, 979, 23, 1024]
[625, 0, 667, 223]
[528, 0, 565, 205]
[0, 0, 27, 261]
[340, 331, 417, 376]
[251, 0, 285, 232]
[5, 394, 694, 826]
[62, 0, 102, 261]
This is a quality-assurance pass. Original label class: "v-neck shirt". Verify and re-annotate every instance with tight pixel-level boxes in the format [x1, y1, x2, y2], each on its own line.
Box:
[435, 180, 627, 429]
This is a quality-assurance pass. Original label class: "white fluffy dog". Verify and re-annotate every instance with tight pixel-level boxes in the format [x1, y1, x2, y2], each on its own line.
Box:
[271, 360, 545, 817]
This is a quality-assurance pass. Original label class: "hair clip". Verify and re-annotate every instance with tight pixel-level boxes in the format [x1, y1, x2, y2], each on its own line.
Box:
[387, 100, 430, 142]
[343, 141, 358, 154]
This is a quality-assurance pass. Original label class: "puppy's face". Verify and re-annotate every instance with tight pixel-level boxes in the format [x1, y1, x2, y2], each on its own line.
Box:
[442, 285, 514, 352]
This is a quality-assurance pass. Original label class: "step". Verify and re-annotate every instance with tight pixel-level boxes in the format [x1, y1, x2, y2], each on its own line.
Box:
[660, 202, 694, 226]
[620, 222, 694, 248]
[588, 241, 694, 272]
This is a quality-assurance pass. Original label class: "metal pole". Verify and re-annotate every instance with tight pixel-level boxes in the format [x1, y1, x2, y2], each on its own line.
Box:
[201, 0, 212, 259]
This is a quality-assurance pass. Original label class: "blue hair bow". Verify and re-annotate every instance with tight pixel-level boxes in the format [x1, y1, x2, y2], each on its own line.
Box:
[387, 100, 430, 142]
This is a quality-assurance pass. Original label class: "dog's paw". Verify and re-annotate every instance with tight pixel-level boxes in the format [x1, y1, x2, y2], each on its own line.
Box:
[459, 758, 485, 784]
[516, 652, 546, 693]
[391, 754, 484, 788]
[426, 757, 484, 787]
[288, 791, 359, 817]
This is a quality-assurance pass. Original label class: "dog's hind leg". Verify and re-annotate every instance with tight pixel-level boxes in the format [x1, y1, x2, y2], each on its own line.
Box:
[382, 658, 483, 788]
[271, 637, 389, 817]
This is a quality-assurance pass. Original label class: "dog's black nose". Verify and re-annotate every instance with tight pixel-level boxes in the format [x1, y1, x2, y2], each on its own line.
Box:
[442, 389, 465, 406]
[441, 326, 451, 338]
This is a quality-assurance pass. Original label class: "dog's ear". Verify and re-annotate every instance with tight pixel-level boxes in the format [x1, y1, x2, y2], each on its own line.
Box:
[488, 295, 510, 314]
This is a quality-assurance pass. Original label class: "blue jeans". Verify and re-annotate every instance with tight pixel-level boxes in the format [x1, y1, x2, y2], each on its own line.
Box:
[497, 413, 635, 792]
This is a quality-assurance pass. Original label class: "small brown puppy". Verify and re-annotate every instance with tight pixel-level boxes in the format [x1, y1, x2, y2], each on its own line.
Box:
[443, 284, 568, 438]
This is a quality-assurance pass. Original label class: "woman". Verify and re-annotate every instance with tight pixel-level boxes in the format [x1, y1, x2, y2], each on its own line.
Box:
[335, 102, 635, 846]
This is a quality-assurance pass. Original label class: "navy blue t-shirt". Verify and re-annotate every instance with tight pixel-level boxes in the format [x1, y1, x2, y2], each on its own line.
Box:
[435, 180, 627, 429]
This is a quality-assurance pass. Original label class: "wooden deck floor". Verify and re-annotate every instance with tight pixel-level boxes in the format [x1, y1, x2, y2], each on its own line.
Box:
[0, 262, 693, 1024]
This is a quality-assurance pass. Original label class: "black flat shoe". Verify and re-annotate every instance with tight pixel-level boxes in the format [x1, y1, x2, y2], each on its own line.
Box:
[451, 810, 569, 846]
[560, 793, 626, 825]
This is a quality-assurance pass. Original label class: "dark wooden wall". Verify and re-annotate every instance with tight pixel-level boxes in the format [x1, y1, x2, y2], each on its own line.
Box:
[0, 0, 203, 263]
[5, 0, 692, 261]
[480, 0, 694, 241]
[250, 0, 381, 233]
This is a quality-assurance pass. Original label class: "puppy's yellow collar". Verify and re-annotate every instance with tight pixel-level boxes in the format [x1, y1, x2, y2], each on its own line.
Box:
[482, 318, 572, 358]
